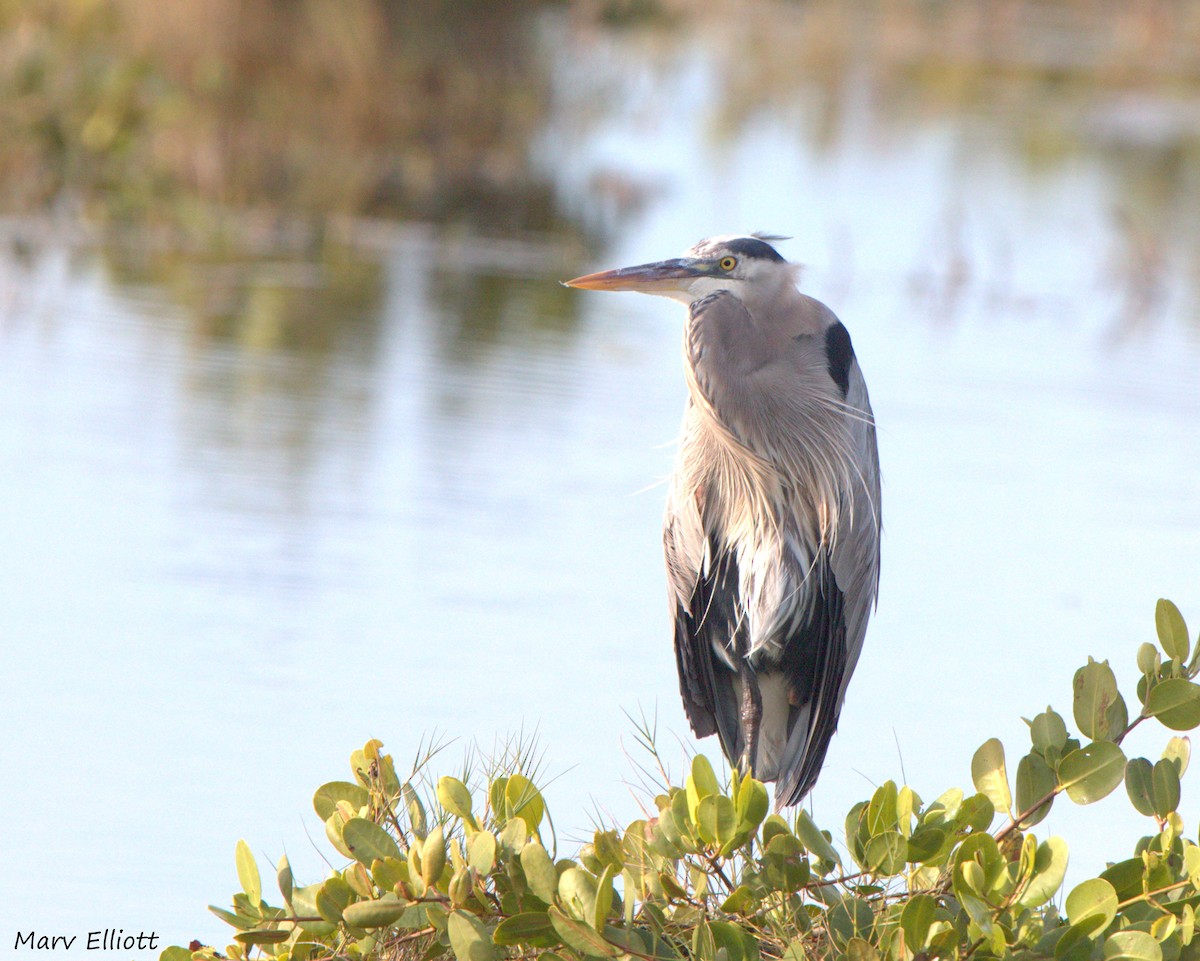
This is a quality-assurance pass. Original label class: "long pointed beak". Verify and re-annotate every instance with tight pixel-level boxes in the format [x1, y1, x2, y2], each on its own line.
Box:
[563, 258, 705, 294]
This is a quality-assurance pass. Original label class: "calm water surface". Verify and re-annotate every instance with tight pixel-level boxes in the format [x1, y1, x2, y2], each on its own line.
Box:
[3, 9, 1200, 952]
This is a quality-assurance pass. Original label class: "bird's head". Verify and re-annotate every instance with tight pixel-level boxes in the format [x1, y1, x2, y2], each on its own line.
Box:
[565, 234, 798, 306]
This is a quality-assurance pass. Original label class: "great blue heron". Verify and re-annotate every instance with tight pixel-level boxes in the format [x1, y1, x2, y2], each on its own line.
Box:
[566, 235, 880, 806]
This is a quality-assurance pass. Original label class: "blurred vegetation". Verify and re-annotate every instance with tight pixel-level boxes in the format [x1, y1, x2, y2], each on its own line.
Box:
[0, 0, 602, 355]
[6, 0, 1200, 231]
[173, 600, 1200, 961]
[4, 0, 1199, 345]
[0, 0, 569, 233]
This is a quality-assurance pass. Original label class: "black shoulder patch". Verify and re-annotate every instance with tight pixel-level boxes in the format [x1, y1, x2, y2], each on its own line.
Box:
[824, 322, 853, 397]
[721, 237, 786, 263]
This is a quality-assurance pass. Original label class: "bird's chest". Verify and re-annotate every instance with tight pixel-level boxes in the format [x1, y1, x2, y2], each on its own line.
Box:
[680, 410, 778, 541]
[678, 410, 827, 660]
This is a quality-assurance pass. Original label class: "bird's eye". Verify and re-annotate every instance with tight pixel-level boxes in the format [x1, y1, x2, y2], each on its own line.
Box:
[719, 256, 737, 271]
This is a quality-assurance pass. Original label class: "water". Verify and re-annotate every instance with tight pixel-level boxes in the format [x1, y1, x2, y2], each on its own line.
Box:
[2, 6, 1200, 954]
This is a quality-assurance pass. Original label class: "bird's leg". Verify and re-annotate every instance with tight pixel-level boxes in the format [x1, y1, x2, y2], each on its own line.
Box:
[738, 661, 763, 776]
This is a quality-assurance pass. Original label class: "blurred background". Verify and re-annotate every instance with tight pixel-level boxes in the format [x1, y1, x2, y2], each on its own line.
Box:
[2, 0, 1199, 952]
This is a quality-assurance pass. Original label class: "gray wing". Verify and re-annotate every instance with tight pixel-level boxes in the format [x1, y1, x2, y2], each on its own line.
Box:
[663, 463, 746, 765]
[773, 331, 881, 806]
[830, 352, 882, 698]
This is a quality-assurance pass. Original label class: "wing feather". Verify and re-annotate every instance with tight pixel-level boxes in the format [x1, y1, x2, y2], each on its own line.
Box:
[664, 490, 744, 762]
[775, 354, 880, 805]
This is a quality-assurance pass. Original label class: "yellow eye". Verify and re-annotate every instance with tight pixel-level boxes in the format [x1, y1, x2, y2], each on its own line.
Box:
[719, 256, 737, 271]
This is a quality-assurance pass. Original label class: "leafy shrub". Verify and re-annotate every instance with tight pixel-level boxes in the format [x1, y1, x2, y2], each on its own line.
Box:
[165, 599, 1200, 961]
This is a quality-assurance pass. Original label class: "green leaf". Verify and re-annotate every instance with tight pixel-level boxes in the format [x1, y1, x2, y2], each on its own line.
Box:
[906, 826, 947, 864]
[449, 866, 471, 906]
[558, 867, 598, 922]
[160, 947, 194, 961]
[371, 856, 406, 892]
[897, 786, 919, 837]
[1152, 757, 1182, 816]
[845, 800, 869, 860]
[1163, 736, 1191, 778]
[233, 930, 290, 945]
[1145, 679, 1200, 731]
[901, 894, 936, 950]
[325, 812, 354, 859]
[520, 840, 559, 904]
[1105, 930, 1164, 961]
[1017, 836, 1069, 908]
[1185, 844, 1200, 886]
[342, 818, 402, 866]
[693, 918, 716, 961]
[315, 876, 354, 923]
[342, 897, 409, 929]
[208, 905, 257, 930]
[1138, 644, 1162, 677]
[1151, 913, 1177, 942]
[761, 814, 791, 846]
[867, 781, 899, 835]
[493, 912, 558, 947]
[693, 754, 721, 795]
[971, 738, 1013, 815]
[710, 920, 757, 961]
[734, 777, 769, 836]
[959, 860, 985, 895]
[1099, 858, 1145, 902]
[686, 755, 721, 824]
[720, 885, 758, 915]
[1031, 708, 1069, 755]
[313, 781, 369, 821]
[276, 854, 293, 907]
[955, 793, 996, 832]
[437, 777, 476, 825]
[398, 783, 426, 841]
[1015, 752, 1056, 827]
[498, 816, 528, 855]
[1065, 877, 1118, 933]
[1157, 599, 1190, 662]
[1058, 741, 1126, 804]
[763, 832, 810, 891]
[235, 840, 262, 907]
[448, 910, 497, 961]
[1056, 920, 1100, 960]
[795, 809, 840, 865]
[782, 941, 807, 961]
[1125, 758, 1156, 817]
[505, 774, 545, 833]
[592, 830, 623, 870]
[593, 864, 614, 932]
[697, 794, 735, 847]
[289, 882, 337, 936]
[827, 897, 874, 949]
[421, 825, 446, 886]
[547, 906, 619, 957]
[864, 831, 907, 876]
[426, 902, 450, 934]
[954, 834, 1005, 902]
[845, 938, 880, 961]
[1073, 659, 1127, 741]
[468, 831, 497, 875]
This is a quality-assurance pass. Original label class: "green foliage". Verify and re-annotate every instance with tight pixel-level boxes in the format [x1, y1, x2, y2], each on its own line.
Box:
[171, 599, 1200, 961]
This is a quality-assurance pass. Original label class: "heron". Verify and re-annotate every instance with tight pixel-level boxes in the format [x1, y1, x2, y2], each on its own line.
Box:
[566, 235, 880, 807]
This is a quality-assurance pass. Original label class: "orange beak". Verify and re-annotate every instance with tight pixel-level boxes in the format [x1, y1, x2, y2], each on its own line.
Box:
[563, 258, 705, 294]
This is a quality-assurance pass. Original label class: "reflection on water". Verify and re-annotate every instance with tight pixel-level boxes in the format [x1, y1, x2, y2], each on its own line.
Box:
[2, 1, 1200, 954]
